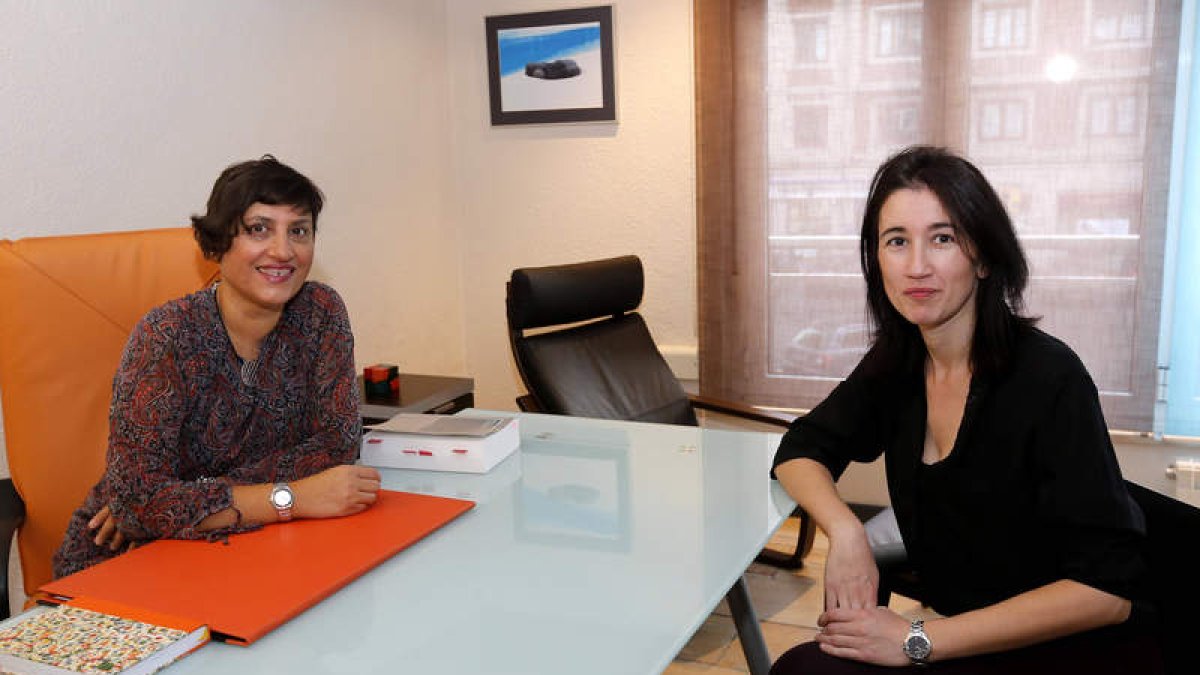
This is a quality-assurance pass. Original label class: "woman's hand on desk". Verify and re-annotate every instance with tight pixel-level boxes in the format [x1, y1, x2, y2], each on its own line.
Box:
[293, 465, 382, 519]
[88, 505, 131, 551]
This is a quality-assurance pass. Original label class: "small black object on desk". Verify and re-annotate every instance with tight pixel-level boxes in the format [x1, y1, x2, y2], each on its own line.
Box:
[358, 373, 474, 425]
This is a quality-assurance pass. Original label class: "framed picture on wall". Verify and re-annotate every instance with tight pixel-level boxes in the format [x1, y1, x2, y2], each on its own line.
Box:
[485, 6, 616, 125]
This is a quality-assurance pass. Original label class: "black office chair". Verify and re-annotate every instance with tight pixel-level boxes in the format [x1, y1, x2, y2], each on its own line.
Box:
[505, 254, 815, 568]
[1126, 480, 1200, 675]
[874, 480, 1200, 675]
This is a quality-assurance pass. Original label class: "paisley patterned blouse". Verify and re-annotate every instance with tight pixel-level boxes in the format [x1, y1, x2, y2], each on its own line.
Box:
[53, 281, 361, 577]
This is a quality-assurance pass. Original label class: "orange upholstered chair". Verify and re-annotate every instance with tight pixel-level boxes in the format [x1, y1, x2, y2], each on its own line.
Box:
[0, 228, 218, 616]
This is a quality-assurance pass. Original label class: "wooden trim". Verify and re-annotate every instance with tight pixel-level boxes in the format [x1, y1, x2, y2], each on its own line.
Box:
[695, 0, 737, 399]
[689, 394, 796, 427]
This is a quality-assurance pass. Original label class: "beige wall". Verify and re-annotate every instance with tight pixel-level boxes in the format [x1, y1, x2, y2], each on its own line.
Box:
[445, 0, 698, 411]
[0, 0, 699, 468]
[0, 0, 469, 375]
[0, 0, 467, 473]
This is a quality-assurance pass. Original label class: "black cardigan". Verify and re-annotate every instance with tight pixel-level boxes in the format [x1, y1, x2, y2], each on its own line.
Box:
[772, 327, 1147, 617]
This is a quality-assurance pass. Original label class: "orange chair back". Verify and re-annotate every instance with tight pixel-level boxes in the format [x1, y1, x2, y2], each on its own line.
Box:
[0, 228, 218, 596]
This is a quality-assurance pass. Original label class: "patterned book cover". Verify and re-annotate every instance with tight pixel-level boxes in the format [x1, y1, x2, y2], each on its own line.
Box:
[0, 604, 197, 674]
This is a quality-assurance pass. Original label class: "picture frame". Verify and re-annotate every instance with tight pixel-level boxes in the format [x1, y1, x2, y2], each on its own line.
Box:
[485, 6, 616, 126]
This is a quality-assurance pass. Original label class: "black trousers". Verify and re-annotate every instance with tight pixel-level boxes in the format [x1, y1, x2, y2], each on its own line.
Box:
[770, 623, 1163, 675]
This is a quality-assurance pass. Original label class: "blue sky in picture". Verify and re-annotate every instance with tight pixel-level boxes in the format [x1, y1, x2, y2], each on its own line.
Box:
[497, 23, 601, 76]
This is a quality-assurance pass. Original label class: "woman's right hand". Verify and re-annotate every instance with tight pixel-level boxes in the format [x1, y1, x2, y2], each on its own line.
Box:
[774, 458, 880, 609]
[822, 522, 879, 611]
[292, 464, 382, 520]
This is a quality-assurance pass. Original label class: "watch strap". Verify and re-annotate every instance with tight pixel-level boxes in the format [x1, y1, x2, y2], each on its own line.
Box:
[903, 618, 932, 665]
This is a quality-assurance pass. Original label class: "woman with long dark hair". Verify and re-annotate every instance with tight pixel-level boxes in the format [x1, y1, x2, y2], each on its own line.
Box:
[770, 146, 1159, 673]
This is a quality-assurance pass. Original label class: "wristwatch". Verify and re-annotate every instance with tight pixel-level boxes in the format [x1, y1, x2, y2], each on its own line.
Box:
[269, 483, 294, 522]
[902, 618, 932, 665]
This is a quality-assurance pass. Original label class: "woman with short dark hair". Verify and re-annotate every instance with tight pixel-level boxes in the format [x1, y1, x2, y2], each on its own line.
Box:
[54, 156, 380, 577]
[191, 155, 325, 260]
[771, 146, 1160, 673]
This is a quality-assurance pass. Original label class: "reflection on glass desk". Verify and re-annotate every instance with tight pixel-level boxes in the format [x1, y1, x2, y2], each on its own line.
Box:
[169, 412, 796, 675]
[358, 373, 474, 424]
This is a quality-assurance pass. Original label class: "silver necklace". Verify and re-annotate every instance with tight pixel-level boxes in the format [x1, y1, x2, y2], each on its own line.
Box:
[240, 357, 259, 386]
[214, 283, 260, 387]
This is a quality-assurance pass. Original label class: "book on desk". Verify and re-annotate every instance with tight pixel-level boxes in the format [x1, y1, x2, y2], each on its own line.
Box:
[361, 414, 520, 474]
[0, 598, 207, 675]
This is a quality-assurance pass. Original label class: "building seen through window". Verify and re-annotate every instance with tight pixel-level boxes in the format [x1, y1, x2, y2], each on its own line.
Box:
[762, 0, 1174, 428]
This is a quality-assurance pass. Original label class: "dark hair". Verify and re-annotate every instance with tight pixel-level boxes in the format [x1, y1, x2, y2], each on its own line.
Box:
[859, 145, 1035, 375]
[191, 155, 324, 260]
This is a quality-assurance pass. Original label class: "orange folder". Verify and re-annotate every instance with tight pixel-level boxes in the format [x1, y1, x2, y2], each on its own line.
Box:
[39, 490, 473, 645]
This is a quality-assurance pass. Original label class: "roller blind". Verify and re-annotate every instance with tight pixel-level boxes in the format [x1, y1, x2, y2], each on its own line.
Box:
[696, 0, 1181, 431]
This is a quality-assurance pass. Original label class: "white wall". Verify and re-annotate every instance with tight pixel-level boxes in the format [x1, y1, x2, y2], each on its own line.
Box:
[444, 0, 698, 410]
[0, 0, 699, 612]
[1, 0, 468, 375]
[0, 1, 699, 452]
[0, 0, 475, 470]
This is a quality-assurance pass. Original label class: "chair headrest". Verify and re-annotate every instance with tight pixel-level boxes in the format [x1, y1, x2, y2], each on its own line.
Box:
[508, 255, 644, 330]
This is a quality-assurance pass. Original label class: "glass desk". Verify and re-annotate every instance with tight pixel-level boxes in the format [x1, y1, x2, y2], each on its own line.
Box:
[170, 412, 796, 675]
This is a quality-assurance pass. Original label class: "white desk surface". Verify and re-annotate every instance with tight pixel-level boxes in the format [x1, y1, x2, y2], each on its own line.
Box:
[170, 411, 795, 675]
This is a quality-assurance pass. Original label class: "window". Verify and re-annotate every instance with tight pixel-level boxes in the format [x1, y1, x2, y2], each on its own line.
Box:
[977, 98, 1029, 141]
[697, 0, 1182, 432]
[793, 104, 831, 149]
[871, 4, 923, 60]
[793, 16, 832, 65]
[977, 0, 1033, 52]
[1089, 0, 1153, 46]
[1164, 13, 1200, 437]
[1086, 91, 1142, 137]
[873, 98, 922, 146]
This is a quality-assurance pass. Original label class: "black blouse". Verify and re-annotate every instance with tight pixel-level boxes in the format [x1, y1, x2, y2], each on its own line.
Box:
[773, 327, 1147, 617]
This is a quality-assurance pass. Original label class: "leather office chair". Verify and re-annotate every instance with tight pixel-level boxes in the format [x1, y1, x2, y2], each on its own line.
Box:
[874, 480, 1200, 675]
[1126, 481, 1200, 675]
[505, 254, 815, 569]
[0, 228, 218, 618]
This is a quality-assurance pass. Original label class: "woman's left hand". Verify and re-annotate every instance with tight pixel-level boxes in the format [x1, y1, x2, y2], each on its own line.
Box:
[88, 505, 129, 551]
[292, 464, 381, 520]
[814, 606, 913, 666]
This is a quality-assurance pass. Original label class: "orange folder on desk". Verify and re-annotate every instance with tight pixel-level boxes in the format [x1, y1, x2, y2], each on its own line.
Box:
[39, 490, 473, 646]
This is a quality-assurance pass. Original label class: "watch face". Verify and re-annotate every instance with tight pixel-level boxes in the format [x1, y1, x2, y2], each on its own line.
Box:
[905, 634, 932, 660]
[271, 487, 293, 508]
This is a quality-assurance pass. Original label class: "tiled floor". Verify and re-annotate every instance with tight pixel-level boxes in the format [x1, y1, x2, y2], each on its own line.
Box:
[663, 518, 928, 674]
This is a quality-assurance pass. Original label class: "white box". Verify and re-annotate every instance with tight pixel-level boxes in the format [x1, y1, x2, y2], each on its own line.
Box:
[361, 418, 520, 474]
